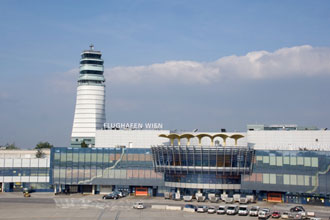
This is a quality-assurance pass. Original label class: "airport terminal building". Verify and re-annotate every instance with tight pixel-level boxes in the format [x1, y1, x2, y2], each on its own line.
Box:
[48, 125, 330, 206]
[2, 46, 330, 206]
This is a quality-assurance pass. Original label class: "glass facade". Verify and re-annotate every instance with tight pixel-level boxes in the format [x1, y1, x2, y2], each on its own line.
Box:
[165, 173, 241, 184]
[151, 146, 253, 189]
[49, 147, 329, 204]
[241, 150, 330, 195]
[152, 146, 254, 174]
[0, 167, 49, 176]
[51, 147, 164, 187]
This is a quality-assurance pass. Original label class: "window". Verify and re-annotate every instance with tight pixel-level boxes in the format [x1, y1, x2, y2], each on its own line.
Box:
[297, 157, 304, 165]
[263, 156, 269, 164]
[290, 156, 296, 165]
[270, 155, 276, 165]
[290, 175, 297, 185]
[81, 53, 101, 59]
[269, 174, 276, 184]
[80, 70, 103, 75]
[311, 157, 318, 167]
[304, 176, 310, 186]
[80, 60, 103, 65]
[297, 175, 304, 186]
[276, 156, 283, 166]
[263, 173, 269, 184]
[283, 174, 290, 185]
[304, 157, 311, 167]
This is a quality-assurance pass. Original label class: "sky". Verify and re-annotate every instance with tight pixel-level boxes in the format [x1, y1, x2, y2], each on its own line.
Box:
[1, 0, 330, 148]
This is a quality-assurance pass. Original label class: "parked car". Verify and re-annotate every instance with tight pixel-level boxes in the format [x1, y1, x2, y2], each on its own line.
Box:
[290, 206, 305, 213]
[226, 205, 238, 215]
[133, 201, 144, 209]
[216, 206, 226, 215]
[118, 190, 129, 197]
[103, 192, 119, 200]
[291, 212, 303, 220]
[258, 208, 271, 219]
[281, 212, 289, 219]
[290, 206, 306, 218]
[183, 204, 196, 213]
[207, 206, 216, 214]
[271, 211, 281, 219]
[238, 206, 249, 216]
[196, 206, 208, 213]
[249, 206, 260, 216]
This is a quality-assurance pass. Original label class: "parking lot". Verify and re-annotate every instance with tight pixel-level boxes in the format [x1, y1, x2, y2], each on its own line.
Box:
[0, 193, 329, 220]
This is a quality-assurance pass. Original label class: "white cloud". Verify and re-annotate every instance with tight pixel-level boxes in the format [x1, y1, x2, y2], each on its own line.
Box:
[104, 45, 330, 84]
[49, 68, 78, 93]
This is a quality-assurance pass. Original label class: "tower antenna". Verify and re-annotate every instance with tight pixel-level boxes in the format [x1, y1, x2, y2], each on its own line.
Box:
[90, 44, 94, 50]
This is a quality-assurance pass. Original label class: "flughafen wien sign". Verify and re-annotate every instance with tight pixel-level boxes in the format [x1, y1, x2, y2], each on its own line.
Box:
[103, 122, 163, 130]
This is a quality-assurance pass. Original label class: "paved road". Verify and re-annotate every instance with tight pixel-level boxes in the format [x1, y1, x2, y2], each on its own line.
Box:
[0, 198, 55, 204]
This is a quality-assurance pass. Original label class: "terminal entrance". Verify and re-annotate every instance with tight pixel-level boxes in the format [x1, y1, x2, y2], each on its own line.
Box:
[135, 187, 148, 196]
[13, 183, 23, 192]
[267, 192, 283, 203]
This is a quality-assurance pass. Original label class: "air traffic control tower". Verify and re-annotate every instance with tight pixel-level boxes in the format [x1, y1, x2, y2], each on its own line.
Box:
[71, 45, 106, 147]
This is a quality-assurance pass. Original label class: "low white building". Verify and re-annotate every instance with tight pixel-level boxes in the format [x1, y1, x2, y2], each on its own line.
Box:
[246, 124, 330, 151]
[95, 130, 171, 148]
[0, 150, 51, 192]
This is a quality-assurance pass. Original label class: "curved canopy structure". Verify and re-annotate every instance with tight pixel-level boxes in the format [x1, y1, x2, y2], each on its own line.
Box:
[196, 133, 213, 145]
[230, 134, 245, 146]
[159, 133, 244, 146]
[179, 134, 195, 145]
[213, 134, 229, 146]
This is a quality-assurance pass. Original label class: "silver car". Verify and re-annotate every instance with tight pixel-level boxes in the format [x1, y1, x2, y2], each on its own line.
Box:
[207, 206, 216, 214]
[133, 201, 144, 209]
[217, 206, 226, 215]
[258, 208, 271, 219]
[226, 205, 238, 215]
[197, 206, 208, 213]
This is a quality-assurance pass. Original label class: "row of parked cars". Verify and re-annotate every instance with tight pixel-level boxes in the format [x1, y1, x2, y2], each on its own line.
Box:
[102, 190, 129, 200]
[166, 192, 255, 204]
[183, 205, 318, 220]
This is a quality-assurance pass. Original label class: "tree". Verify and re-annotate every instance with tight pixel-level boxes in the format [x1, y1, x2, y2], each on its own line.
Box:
[4, 143, 20, 150]
[81, 141, 88, 148]
[35, 148, 45, 158]
[35, 142, 53, 150]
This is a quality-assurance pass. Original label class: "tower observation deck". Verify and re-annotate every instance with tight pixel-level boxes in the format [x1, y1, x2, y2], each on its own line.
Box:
[71, 45, 106, 147]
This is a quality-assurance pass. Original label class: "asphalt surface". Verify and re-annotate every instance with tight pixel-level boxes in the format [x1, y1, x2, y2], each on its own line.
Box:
[0, 193, 329, 220]
[0, 197, 55, 204]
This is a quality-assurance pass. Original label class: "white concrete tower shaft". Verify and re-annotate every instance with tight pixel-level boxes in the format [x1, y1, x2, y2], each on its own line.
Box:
[71, 45, 106, 147]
